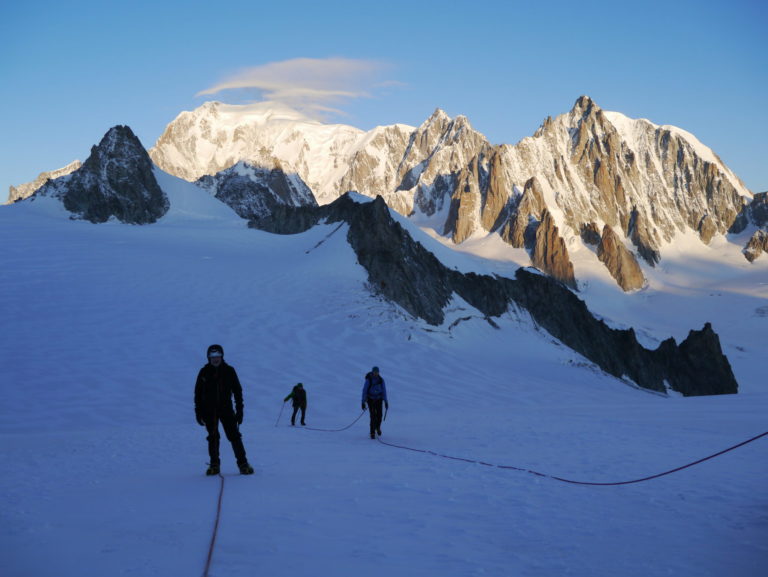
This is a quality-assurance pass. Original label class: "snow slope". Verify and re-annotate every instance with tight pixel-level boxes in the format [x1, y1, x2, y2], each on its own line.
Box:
[1, 180, 766, 577]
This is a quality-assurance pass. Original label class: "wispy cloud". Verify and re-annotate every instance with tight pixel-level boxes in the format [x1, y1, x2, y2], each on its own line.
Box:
[197, 57, 397, 118]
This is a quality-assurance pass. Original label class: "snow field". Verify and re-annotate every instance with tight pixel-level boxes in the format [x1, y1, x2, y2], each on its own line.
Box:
[1, 183, 765, 576]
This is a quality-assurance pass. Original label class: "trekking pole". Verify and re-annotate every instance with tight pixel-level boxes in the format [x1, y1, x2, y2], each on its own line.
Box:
[275, 401, 286, 427]
[383, 405, 388, 422]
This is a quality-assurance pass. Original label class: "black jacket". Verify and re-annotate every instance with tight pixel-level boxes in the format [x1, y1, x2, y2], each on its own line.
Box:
[284, 385, 307, 407]
[194, 361, 244, 418]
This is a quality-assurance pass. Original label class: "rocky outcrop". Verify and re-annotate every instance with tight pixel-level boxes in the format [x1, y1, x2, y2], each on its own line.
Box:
[628, 208, 661, 266]
[653, 323, 739, 396]
[506, 272, 737, 396]
[580, 222, 602, 246]
[744, 230, 768, 262]
[749, 192, 768, 227]
[500, 176, 546, 248]
[445, 163, 483, 243]
[31, 126, 168, 224]
[597, 225, 646, 291]
[196, 161, 317, 220]
[251, 193, 738, 396]
[730, 192, 768, 261]
[532, 210, 576, 289]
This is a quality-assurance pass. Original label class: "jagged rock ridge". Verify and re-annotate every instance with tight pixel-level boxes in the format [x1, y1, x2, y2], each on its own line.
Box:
[250, 194, 738, 397]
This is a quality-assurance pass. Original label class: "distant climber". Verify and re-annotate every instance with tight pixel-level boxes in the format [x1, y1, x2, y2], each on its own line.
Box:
[284, 382, 307, 426]
[361, 366, 388, 439]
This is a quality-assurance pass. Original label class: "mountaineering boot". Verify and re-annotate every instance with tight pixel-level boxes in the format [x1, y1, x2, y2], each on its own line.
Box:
[239, 462, 255, 475]
[377, 428, 382, 436]
[206, 463, 220, 476]
[370, 432, 375, 439]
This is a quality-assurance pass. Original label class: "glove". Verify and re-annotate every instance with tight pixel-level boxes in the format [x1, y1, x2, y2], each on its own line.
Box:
[361, 402, 366, 411]
[385, 401, 389, 410]
[236, 409, 243, 425]
[195, 411, 205, 426]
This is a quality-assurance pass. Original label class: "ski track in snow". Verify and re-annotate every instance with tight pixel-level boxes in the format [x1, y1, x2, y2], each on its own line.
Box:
[1, 190, 766, 577]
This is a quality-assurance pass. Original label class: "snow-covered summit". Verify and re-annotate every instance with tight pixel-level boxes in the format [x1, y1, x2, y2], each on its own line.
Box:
[149, 100, 368, 203]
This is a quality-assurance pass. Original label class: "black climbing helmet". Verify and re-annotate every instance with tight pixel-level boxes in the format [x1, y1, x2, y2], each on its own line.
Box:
[207, 344, 224, 358]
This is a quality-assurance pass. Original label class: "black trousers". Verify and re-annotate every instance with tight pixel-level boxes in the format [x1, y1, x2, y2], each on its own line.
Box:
[367, 398, 383, 435]
[205, 412, 247, 466]
[291, 404, 306, 425]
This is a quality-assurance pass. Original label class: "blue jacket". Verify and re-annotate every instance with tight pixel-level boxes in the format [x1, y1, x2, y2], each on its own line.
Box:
[362, 372, 387, 402]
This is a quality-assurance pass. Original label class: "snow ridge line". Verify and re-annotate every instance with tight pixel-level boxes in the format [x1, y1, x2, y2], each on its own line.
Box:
[376, 431, 768, 486]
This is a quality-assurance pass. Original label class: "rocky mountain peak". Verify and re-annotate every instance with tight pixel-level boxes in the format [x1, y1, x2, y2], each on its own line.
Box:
[32, 125, 168, 224]
[86, 125, 151, 170]
[424, 108, 452, 127]
[571, 95, 601, 120]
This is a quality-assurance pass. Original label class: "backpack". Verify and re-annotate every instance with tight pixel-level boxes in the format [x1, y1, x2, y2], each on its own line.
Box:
[366, 373, 383, 399]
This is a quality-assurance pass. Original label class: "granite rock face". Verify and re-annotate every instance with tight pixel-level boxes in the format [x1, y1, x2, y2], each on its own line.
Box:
[32, 126, 168, 224]
[597, 225, 646, 291]
[531, 209, 576, 289]
[744, 230, 768, 262]
[500, 176, 546, 249]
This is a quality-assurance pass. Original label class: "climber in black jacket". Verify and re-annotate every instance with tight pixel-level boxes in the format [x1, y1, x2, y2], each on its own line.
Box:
[284, 382, 307, 426]
[194, 344, 254, 475]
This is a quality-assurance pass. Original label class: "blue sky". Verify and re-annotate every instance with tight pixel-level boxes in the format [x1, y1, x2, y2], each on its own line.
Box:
[2, 0, 766, 198]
